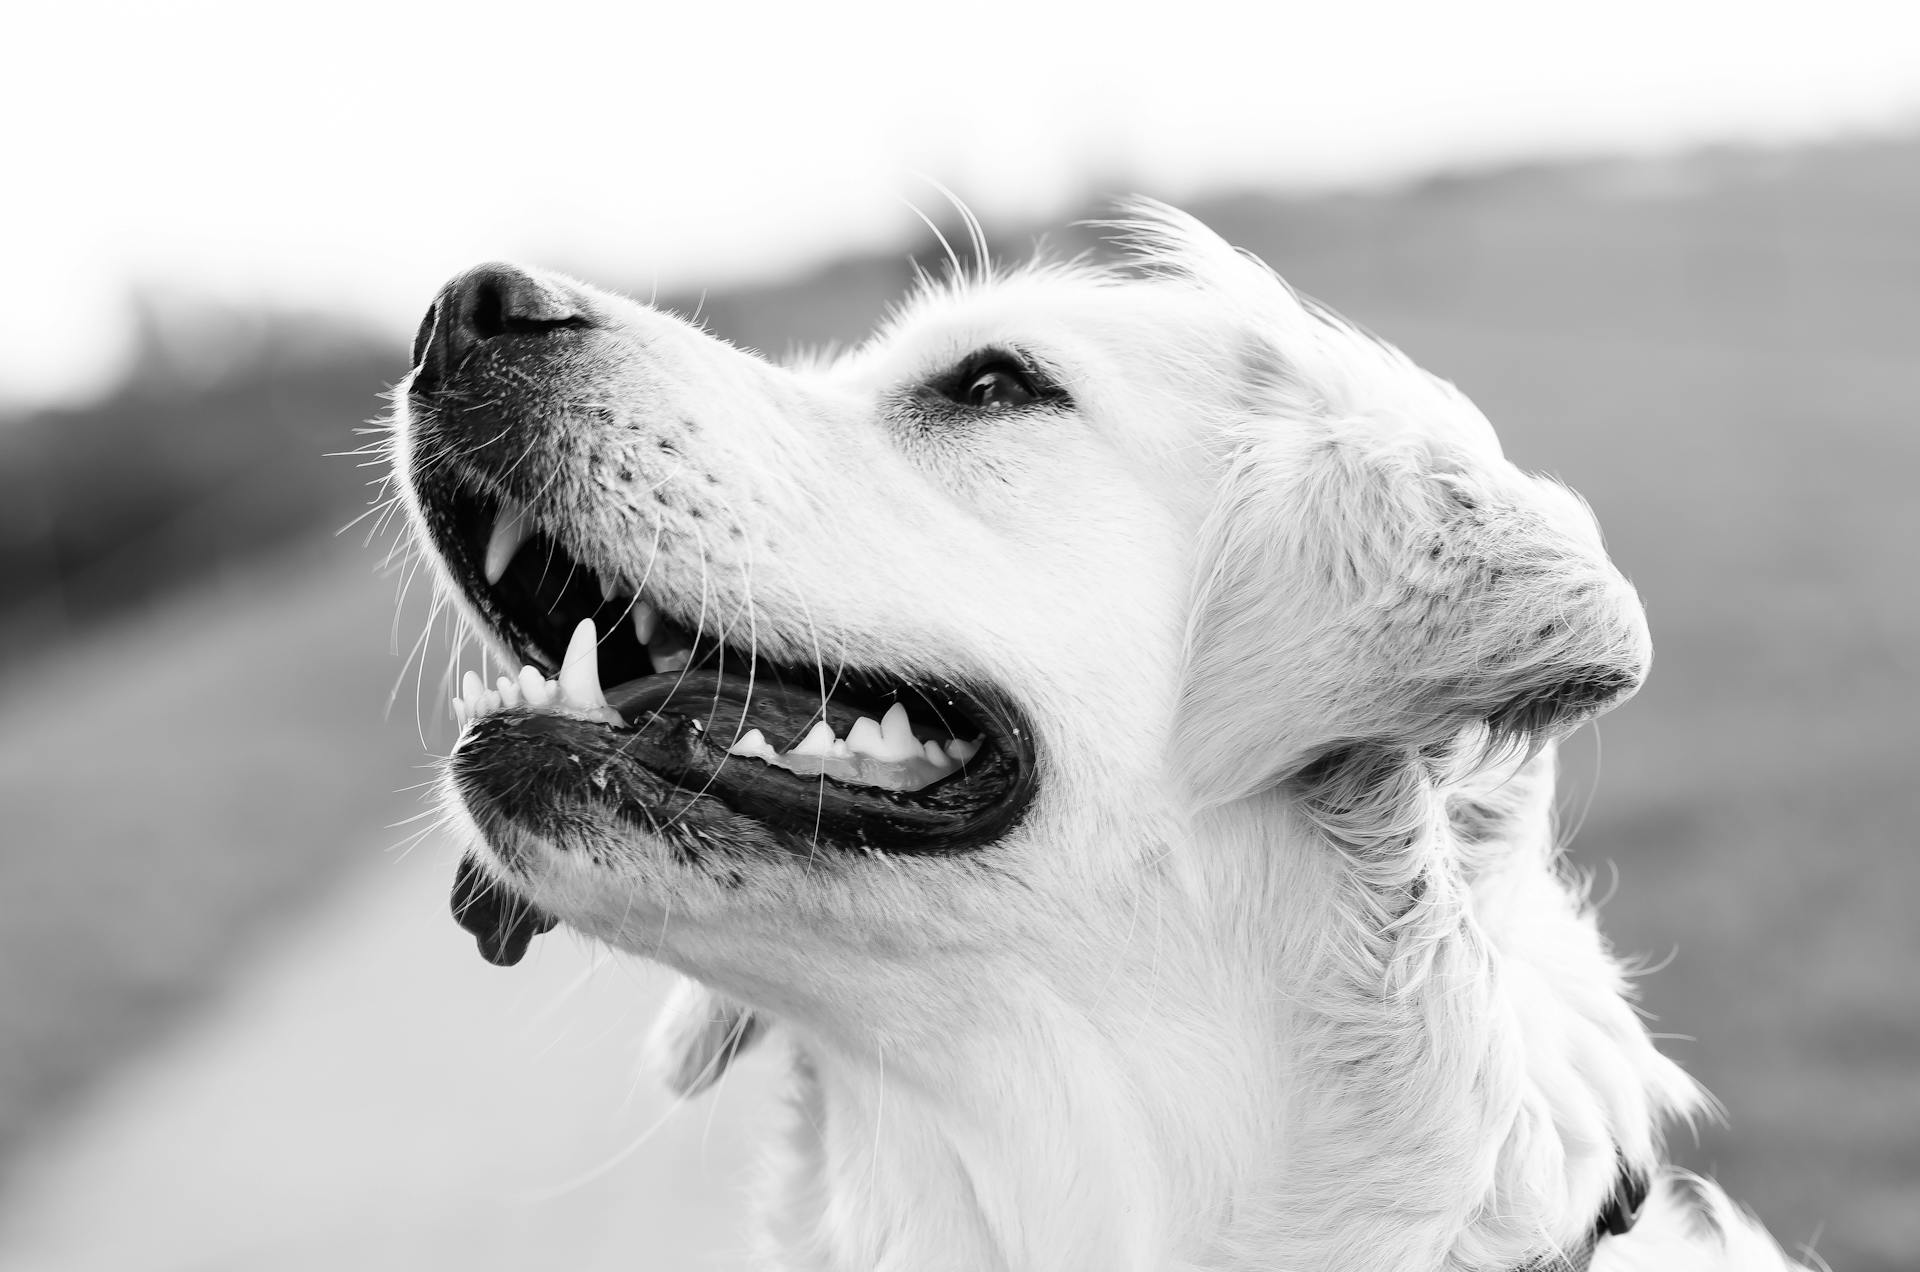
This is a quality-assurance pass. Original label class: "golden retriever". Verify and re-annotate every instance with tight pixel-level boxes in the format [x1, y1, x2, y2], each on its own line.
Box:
[389, 204, 1806, 1270]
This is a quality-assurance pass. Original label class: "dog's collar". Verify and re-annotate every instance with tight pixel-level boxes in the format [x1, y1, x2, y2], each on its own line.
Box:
[1516, 1167, 1649, 1272]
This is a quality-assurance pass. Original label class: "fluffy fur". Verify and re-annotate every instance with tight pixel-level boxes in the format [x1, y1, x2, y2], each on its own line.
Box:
[395, 202, 1809, 1270]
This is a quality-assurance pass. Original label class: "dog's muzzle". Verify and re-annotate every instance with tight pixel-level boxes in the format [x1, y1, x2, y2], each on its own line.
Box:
[401, 264, 1040, 964]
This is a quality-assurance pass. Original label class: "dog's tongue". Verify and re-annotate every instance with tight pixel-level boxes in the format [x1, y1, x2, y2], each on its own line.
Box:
[450, 854, 557, 966]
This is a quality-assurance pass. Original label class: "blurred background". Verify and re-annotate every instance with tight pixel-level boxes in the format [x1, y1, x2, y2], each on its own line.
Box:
[2, 2, 1917, 1268]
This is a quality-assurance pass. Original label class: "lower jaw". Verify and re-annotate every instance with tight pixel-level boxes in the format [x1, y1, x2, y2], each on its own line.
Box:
[451, 673, 1038, 859]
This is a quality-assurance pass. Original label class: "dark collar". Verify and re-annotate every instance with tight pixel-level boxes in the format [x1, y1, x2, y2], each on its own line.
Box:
[1517, 1166, 1649, 1272]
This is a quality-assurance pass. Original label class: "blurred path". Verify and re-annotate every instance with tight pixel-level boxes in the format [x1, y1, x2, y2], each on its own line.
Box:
[0, 840, 776, 1271]
[0, 534, 439, 1160]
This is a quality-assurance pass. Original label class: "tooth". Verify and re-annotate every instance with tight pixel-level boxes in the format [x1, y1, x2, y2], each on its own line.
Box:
[632, 601, 659, 645]
[790, 721, 837, 757]
[496, 675, 522, 709]
[923, 740, 948, 766]
[879, 707, 917, 749]
[518, 665, 554, 706]
[876, 703, 924, 759]
[600, 576, 621, 602]
[727, 728, 773, 759]
[462, 671, 485, 703]
[452, 697, 466, 727]
[846, 716, 885, 757]
[481, 689, 501, 715]
[483, 502, 532, 585]
[559, 618, 609, 710]
[945, 737, 982, 763]
[652, 644, 691, 674]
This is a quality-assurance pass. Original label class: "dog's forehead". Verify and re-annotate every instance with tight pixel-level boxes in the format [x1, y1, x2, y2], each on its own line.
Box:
[816, 265, 1501, 466]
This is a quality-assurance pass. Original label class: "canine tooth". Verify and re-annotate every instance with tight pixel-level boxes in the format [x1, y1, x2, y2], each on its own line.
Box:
[483, 502, 532, 585]
[632, 601, 659, 645]
[559, 618, 610, 710]
[945, 737, 982, 763]
[727, 728, 774, 759]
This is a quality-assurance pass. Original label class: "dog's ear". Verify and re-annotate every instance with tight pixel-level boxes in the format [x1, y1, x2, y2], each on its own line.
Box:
[1174, 349, 1649, 816]
[644, 976, 765, 1098]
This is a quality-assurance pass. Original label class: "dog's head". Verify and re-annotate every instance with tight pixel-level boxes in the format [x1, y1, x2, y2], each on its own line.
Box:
[391, 203, 1647, 1067]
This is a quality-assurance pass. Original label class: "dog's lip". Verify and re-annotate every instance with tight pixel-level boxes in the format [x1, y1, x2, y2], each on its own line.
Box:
[450, 853, 556, 967]
[605, 669, 1037, 851]
[451, 666, 1037, 856]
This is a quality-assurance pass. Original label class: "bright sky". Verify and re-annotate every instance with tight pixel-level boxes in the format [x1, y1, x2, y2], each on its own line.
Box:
[4, 0, 1917, 410]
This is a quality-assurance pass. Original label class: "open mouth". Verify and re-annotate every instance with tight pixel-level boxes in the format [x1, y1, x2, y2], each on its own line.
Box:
[423, 482, 1039, 858]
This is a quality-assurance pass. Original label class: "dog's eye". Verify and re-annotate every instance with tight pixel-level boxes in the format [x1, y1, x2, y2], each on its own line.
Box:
[963, 363, 1040, 411]
[921, 349, 1066, 416]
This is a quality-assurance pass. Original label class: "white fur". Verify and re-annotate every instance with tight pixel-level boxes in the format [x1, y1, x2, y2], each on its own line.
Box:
[398, 203, 1810, 1270]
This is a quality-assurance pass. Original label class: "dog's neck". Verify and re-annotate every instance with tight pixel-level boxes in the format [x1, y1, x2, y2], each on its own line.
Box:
[756, 750, 1698, 1272]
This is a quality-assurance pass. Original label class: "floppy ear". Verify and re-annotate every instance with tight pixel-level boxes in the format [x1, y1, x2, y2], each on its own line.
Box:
[644, 976, 765, 1098]
[1174, 384, 1649, 818]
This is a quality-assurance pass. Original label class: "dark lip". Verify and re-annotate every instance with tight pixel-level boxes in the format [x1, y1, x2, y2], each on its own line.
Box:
[450, 853, 556, 967]
[409, 468, 1041, 856]
[603, 670, 1038, 853]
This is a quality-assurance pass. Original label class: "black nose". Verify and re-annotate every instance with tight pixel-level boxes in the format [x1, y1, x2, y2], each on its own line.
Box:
[409, 263, 586, 397]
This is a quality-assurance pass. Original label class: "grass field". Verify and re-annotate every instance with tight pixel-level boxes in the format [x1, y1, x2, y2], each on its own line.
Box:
[1, 139, 1914, 1267]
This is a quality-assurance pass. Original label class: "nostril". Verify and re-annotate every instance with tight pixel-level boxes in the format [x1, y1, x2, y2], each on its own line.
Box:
[459, 263, 583, 338]
[468, 276, 509, 341]
[410, 263, 590, 399]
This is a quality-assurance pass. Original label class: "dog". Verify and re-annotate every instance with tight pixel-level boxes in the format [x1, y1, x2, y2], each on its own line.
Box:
[388, 203, 1810, 1270]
